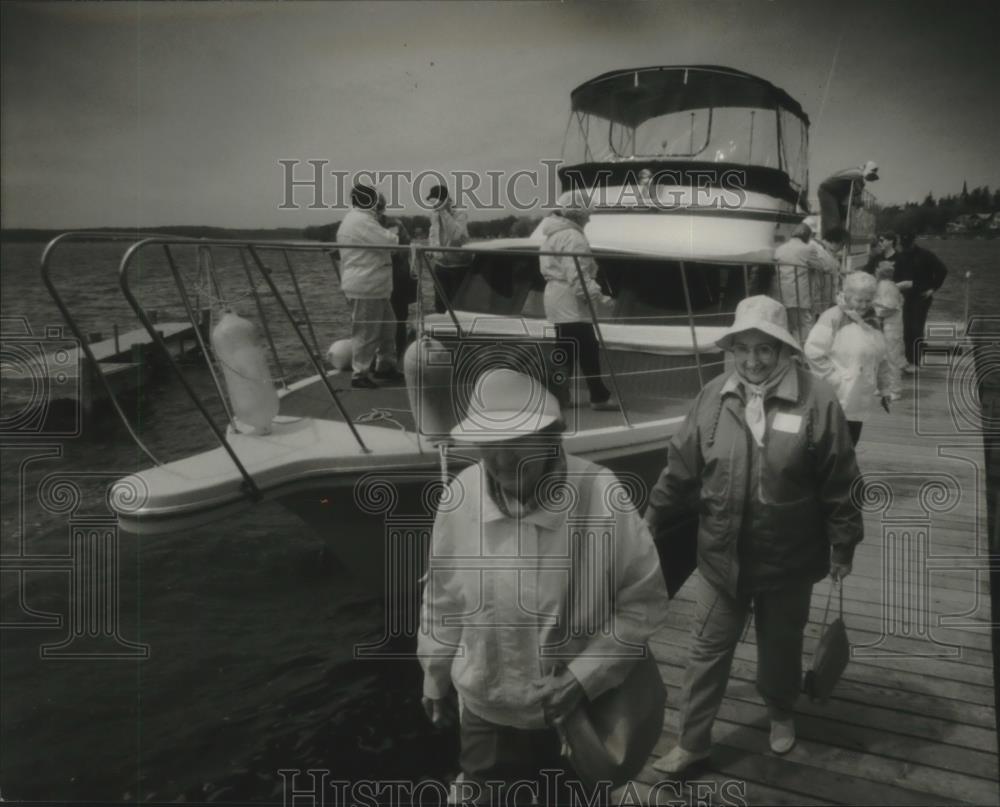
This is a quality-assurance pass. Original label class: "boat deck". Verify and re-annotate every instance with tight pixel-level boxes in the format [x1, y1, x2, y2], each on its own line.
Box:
[633, 364, 998, 805]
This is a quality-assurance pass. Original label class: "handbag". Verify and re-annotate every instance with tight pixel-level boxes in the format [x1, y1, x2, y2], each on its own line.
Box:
[803, 579, 850, 703]
[558, 645, 666, 789]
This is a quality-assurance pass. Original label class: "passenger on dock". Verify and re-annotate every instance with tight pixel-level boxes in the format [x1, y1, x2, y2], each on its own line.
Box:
[338, 183, 402, 389]
[426, 184, 471, 314]
[863, 230, 900, 274]
[873, 262, 906, 399]
[893, 229, 949, 373]
[419, 368, 670, 801]
[804, 272, 894, 445]
[539, 201, 619, 411]
[376, 193, 417, 359]
[806, 223, 844, 311]
[771, 220, 829, 343]
[646, 296, 862, 774]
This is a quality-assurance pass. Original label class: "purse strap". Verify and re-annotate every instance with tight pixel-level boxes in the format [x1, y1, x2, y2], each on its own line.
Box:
[821, 578, 843, 627]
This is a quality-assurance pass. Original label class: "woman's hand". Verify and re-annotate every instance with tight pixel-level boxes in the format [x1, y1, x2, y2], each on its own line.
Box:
[830, 561, 852, 581]
[422, 695, 458, 729]
[533, 670, 585, 726]
[896, 280, 913, 291]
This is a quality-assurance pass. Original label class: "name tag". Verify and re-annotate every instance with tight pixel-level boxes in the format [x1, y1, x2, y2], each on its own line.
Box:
[773, 413, 802, 434]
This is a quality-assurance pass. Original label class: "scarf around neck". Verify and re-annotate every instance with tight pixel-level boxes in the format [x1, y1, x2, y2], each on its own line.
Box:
[737, 359, 792, 448]
[486, 444, 567, 519]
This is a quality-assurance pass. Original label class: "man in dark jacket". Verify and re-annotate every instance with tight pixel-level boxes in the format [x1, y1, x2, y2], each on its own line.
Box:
[647, 295, 863, 773]
[893, 230, 948, 370]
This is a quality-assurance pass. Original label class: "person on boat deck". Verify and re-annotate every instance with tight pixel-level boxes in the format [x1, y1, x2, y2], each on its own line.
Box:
[419, 368, 669, 802]
[645, 295, 862, 774]
[539, 201, 619, 411]
[338, 183, 401, 389]
[806, 224, 845, 312]
[770, 220, 835, 344]
[816, 160, 879, 242]
[893, 229, 949, 373]
[375, 193, 417, 360]
[804, 272, 894, 446]
[426, 184, 471, 314]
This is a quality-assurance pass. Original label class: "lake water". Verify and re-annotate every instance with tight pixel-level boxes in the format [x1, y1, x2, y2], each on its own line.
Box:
[1, 236, 997, 802]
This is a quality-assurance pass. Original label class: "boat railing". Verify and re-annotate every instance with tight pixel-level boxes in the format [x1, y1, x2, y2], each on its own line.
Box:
[43, 233, 827, 498]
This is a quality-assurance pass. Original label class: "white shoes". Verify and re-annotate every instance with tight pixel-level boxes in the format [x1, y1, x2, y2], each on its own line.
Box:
[653, 744, 710, 774]
[769, 718, 796, 754]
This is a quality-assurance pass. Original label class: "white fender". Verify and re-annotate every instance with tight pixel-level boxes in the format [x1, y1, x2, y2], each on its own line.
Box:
[211, 311, 279, 435]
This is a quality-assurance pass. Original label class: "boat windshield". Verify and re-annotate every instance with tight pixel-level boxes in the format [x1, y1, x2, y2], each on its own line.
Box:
[563, 66, 809, 195]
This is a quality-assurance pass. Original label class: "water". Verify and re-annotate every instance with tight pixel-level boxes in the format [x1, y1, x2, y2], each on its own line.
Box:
[1, 236, 997, 802]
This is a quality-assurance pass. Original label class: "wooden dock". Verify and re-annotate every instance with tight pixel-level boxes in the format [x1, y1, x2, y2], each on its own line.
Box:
[1, 317, 209, 422]
[632, 364, 998, 805]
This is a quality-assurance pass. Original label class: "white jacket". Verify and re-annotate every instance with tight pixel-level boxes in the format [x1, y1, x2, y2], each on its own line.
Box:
[539, 215, 605, 324]
[805, 305, 893, 421]
[419, 454, 670, 729]
[337, 207, 398, 299]
[772, 236, 835, 311]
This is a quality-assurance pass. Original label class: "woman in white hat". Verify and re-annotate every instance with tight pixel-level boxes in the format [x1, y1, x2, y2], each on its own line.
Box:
[418, 367, 669, 801]
[645, 296, 863, 772]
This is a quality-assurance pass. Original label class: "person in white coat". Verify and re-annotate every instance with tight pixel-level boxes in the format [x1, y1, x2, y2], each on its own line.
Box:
[804, 271, 893, 445]
[539, 202, 618, 410]
[338, 183, 401, 388]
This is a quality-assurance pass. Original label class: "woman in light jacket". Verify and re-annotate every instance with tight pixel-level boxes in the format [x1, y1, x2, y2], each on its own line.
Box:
[539, 202, 618, 410]
[805, 271, 893, 445]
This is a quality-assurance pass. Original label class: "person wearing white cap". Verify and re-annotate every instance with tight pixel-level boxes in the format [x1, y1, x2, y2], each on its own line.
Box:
[645, 296, 863, 772]
[418, 368, 670, 799]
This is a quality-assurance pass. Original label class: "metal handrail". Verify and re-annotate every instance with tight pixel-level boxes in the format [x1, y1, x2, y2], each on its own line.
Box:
[118, 239, 263, 500]
[44, 232, 828, 508]
[38, 231, 202, 467]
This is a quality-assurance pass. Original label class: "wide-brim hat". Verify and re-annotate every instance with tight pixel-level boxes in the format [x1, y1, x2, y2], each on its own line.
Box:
[561, 649, 666, 788]
[450, 368, 561, 443]
[715, 295, 802, 354]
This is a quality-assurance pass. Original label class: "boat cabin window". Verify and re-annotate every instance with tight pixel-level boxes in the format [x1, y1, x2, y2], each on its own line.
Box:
[451, 251, 752, 327]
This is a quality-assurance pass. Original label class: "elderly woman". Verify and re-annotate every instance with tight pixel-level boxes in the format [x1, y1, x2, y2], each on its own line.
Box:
[646, 296, 863, 773]
[540, 202, 618, 410]
[805, 271, 894, 445]
[419, 368, 669, 801]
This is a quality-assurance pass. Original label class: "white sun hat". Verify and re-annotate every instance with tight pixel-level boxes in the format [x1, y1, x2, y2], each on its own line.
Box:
[715, 295, 802, 355]
[450, 368, 561, 443]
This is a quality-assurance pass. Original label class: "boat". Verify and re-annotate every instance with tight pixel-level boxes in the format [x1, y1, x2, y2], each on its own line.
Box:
[43, 66, 821, 640]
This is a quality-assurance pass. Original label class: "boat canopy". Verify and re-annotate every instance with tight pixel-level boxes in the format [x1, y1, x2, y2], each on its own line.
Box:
[570, 65, 809, 128]
[562, 65, 809, 205]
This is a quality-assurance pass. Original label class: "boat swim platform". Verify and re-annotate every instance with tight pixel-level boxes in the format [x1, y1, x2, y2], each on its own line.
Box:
[627, 364, 998, 806]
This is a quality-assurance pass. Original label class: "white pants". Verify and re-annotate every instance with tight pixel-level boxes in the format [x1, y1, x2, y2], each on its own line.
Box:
[348, 297, 396, 376]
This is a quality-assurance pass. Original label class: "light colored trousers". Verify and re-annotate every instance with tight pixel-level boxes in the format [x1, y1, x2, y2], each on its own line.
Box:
[348, 297, 397, 376]
[882, 310, 906, 397]
[676, 573, 813, 752]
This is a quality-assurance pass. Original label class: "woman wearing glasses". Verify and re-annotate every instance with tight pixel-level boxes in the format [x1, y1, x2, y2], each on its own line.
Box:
[645, 295, 863, 773]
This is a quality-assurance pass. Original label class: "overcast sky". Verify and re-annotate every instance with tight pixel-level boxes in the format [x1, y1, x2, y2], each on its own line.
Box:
[2, 0, 998, 229]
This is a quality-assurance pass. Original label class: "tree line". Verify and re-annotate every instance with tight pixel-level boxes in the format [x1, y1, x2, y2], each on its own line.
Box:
[875, 183, 999, 236]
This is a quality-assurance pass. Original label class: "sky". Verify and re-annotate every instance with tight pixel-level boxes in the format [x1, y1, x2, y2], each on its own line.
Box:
[2, 0, 999, 229]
